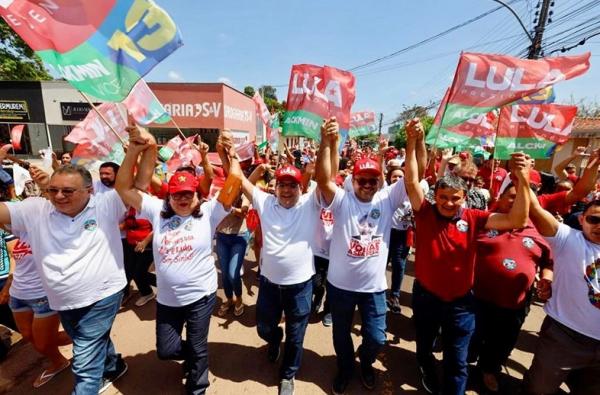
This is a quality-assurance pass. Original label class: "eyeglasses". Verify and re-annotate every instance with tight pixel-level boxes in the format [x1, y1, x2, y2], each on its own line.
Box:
[276, 182, 299, 189]
[461, 176, 476, 184]
[170, 191, 195, 201]
[585, 215, 600, 225]
[355, 178, 378, 187]
[46, 187, 88, 197]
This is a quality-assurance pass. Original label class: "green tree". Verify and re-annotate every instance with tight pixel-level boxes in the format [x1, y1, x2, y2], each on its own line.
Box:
[0, 19, 51, 81]
[258, 85, 278, 101]
[243, 86, 255, 97]
[389, 104, 436, 148]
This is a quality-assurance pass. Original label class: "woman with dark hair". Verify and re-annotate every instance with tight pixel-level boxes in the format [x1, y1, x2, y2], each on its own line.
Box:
[116, 125, 241, 395]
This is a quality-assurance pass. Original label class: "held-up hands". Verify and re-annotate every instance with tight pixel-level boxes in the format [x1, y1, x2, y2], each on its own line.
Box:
[320, 117, 339, 146]
[405, 118, 424, 141]
[29, 165, 50, 189]
[509, 152, 531, 184]
[217, 129, 235, 157]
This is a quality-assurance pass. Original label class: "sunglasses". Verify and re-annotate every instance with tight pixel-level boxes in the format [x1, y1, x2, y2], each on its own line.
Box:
[171, 191, 195, 200]
[585, 215, 600, 225]
[276, 182, 299, 189]
[355, 178, 378, 187]
[46, 187, 87, 197]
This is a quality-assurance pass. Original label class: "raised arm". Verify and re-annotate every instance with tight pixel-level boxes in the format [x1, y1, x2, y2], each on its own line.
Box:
[529, 188, 560, 236]
[485, 153, 530, 230]
[315, 117, 339, 206]
[115, 126, 157, 212]
[404, 118, 425, 212]
[554, 146, 586, 180]
[416, 131, 427, 179]
[565, 148, 600, 205]
[197, 140, 214, 197]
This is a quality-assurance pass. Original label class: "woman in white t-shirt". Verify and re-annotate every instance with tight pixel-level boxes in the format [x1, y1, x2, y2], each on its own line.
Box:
[115, 126, 241, 395]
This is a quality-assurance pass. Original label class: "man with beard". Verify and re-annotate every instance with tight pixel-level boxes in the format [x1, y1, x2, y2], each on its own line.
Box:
[94, 162, 120, 194]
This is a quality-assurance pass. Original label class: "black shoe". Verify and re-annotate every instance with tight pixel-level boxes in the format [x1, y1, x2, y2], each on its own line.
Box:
[268, 328, 283, 363]
[419, 364, 440, 395]
[389, 295, 402, 315]
[331, 373, 350, 395]
[360, 361, 376, 390]
[99, 357, 128, 394]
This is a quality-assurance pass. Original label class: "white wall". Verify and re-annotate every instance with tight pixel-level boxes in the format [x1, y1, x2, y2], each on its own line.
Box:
[40, 81, 104, 126]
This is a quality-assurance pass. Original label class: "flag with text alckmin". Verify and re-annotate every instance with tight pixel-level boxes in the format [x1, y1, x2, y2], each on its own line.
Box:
[494, 104, 577, 160]
[283, 64, 356, 142]
[0, 0, 183, 101]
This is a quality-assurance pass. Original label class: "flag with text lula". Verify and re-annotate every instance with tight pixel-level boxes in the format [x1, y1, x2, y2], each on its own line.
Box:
[436, 52, 589, 132]
[0, 0, 183, 102]
[349, 111, 378, 138]
[283, 64, 356, 141]
[494, 104, 578, 160]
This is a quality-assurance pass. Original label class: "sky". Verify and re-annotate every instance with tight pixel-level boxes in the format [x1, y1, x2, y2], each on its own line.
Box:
[147, 0, 600, 127]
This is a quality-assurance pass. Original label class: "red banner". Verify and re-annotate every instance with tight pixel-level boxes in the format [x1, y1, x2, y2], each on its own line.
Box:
[450, 52, 590, 108]
[497, 104, 577, 144]
[10, 124, 24, 150]
[351, 111, 376, 128]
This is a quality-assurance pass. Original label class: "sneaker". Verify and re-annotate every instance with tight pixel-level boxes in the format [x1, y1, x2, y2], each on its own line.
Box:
[331, 373, 350, 395]
[360, 361, 376, 390]
[322, 312, 333, 327]
[389, 295, 401, 315]
[419, 365, 440, 395]
[134, 292, 156, 307]
[279, 378, 294, 395]
[99, 357, 128, 394]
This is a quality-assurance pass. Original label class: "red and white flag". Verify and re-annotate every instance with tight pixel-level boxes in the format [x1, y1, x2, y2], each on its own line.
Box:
[162, 135, 201, 173]
[252, 91, 272, 126]
[9, 124, 24, 150]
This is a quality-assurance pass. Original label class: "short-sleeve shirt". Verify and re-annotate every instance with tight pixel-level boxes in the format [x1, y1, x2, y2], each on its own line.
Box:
[314, 207, 334, 259]
[538, 191, 570, 216]
[6, 191, 127, 310]
[8, 232, 46, 300]
[543, 224, 600, 340]
[252, 187, 319, 285]
[474, 222, 552, 309]
[328, 181, 409, 293]
[414, 201, 490, 301]
[141, 194, 229, 307]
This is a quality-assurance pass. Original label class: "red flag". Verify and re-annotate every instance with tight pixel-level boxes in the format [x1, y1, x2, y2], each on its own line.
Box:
[163, 135, 201, 173]
[252, 92, 272, 126]
[10, 125, 24, 150]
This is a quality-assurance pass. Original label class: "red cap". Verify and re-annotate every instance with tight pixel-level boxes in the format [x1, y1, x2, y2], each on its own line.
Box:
[168, 171, 199, 194]
[275, 166, 302, 184]
[529, 169, 542, 186]
[353, 158, 382, 177]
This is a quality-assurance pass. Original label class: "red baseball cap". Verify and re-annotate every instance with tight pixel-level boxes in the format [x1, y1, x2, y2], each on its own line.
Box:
[275, 166, 302, 184]
[168, 171, 199, 194]
[353, 158, 382, 177]
[529, 169, 542, 187]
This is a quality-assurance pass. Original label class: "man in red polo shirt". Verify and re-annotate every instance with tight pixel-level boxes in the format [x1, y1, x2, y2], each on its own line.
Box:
[404, 118, 531, 395]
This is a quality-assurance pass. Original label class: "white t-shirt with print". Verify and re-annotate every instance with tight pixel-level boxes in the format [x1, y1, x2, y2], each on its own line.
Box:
[544, 223, 600, 340]
[141, 194, 228, 307]
[8, 232, 46, 301]
[328, 181, 409, 293]
[253, 187, 318, 285]
[7, 191, 127, 310]
[314, 207, 334, 259]
[391, 179, 428, 231]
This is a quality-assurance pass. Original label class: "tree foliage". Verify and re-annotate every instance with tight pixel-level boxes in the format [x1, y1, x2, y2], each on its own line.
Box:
[571, 97, 600, 118]
[0, 19, 51, 81]
[243, 85, 255, 97]
[389, 104, 436, 148]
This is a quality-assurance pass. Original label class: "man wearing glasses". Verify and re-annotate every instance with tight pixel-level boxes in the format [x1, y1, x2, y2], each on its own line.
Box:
[316, 118, 413, 394]
[524, 157, 600, 394]
[0, 164, 128, 394]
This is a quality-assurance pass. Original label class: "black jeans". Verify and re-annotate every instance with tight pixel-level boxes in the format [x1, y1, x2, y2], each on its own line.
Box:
[312, 255, 330, 314]
[156, 293, 216, 395]
[468, 298, 528, 374]
[123, 241, 156, 296]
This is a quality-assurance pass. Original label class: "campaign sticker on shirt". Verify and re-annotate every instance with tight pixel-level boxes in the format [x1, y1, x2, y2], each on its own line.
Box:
[585, 258, 600, 309]
[487, 229, 499, 238]
[83, 219, 97, 232]
[184, 220, 193, 231]
[166, 217, 182, 231]
[502, 258, 517, 270]
[522, 237, 535, 249]
[369, 209, 381, 220]
[456, 220, 469, 233]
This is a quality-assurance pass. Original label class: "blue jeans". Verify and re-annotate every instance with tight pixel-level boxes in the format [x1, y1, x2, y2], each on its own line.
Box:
[412, 281, 475, 395]
[156, 293, 216, 395]
[388, 228, 409, 297]
[256, 276, 312, 379]
[215, 232, 249, 299]
[327, 282, 387, 378]
[59, 290, 123, 395]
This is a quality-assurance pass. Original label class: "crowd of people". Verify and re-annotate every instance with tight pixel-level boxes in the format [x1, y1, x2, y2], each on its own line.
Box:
[0, 117, 598, 395]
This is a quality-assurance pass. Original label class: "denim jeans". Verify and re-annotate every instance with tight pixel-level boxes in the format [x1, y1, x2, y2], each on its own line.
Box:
[156, 293, 216, 395]
[388, 228, 410, 298]
[312, 256, 330, 314]
[327, 282, 387, 378]
[412, 281, 475, 395]
[215, 232, 249, 299]
[59, 290, 123, 395]
[256, 276, 312, 380]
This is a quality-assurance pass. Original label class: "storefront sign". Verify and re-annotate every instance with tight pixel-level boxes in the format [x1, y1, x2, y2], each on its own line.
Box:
[0, 100, 29, 121]
[60, 102, 100, 121]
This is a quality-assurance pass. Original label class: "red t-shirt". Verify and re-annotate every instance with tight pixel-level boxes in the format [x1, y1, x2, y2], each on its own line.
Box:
[474, 222, 552, 309]
[124, 207, 153, 245]
[414, 201, 490, 301]
[538, 191, 570, 215]
[478, 166, 507, 199]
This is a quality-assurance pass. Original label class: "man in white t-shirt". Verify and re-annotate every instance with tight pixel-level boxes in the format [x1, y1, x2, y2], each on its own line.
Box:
[93, 161, 120, 195]
[316, 118, 410, 394]
[240, 161, 320, 395]
[0, 164, 128, 394]
[525, 185, 600, 394]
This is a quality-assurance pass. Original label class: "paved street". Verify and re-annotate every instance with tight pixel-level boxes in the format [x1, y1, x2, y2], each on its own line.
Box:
[0, 252, 549, 395]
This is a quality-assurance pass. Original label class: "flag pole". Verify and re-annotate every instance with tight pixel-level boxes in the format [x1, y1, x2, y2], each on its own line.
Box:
[79, 91, 126, 146]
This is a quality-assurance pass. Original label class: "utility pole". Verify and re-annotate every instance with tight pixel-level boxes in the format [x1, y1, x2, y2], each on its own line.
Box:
[528, 0, 553, 59]
[378, 113, 383, 135]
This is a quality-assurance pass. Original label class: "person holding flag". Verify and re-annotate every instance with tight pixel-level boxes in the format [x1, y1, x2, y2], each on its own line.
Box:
[404, 118, 531, 395]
